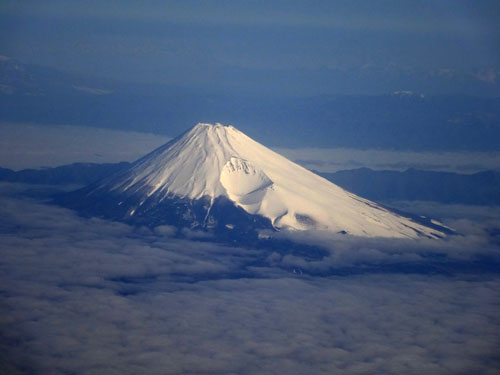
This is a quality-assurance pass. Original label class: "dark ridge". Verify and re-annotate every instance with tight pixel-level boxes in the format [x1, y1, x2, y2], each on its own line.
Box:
[0, 162, 130, 185]
[54, 185, 276, 245]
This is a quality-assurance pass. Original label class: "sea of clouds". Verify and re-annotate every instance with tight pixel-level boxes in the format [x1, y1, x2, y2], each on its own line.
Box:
[1, 183, 500, 375]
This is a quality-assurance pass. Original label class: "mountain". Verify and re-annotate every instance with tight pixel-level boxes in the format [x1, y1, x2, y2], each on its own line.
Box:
[56, 123, 447, 240]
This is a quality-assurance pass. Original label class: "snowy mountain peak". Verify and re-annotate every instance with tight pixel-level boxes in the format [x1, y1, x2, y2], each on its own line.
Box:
[75, 122, 447, 239]
[195, 122, 234, 129]
[190, 122, 238, 137]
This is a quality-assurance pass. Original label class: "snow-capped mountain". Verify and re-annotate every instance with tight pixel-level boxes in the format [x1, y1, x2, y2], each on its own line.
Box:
[57, 123, 447, 239]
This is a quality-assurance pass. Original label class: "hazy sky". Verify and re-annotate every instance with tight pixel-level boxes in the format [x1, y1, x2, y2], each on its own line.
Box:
[1, 1, 499, 162]
[1, 0, 499, 93]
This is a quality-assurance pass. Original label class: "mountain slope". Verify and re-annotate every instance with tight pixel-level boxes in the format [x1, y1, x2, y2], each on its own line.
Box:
[57, 123, 447, 239]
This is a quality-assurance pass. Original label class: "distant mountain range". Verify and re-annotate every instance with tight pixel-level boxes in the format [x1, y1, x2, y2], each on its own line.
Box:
[1, 161, 499, 207]
[318, 168, 500, 206]
[2, 56, 500, 151]
[0, 162, 129, 186]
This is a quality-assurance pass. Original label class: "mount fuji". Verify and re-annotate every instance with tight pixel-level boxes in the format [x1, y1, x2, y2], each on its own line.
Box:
[56, 123, 447, 240]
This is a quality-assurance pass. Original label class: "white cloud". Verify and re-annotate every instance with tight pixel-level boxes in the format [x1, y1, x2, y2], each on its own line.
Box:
[153, 224, 177, 237]
[1, 186, 500, 374]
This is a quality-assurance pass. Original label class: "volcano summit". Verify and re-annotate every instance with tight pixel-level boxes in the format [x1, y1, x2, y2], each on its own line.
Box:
[57, 123, 446, 239]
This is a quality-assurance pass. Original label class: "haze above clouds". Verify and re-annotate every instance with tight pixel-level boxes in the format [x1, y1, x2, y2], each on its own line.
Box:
[0, 123, 169, 169]
[2, 123, 500, 173]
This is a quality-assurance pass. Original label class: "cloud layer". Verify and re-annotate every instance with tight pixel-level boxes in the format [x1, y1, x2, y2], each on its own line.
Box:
[3, 123, 500, 174]
[0, 123, 170, 170]
[278, 147, 500, 173]
[1, 185, 500, 374]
